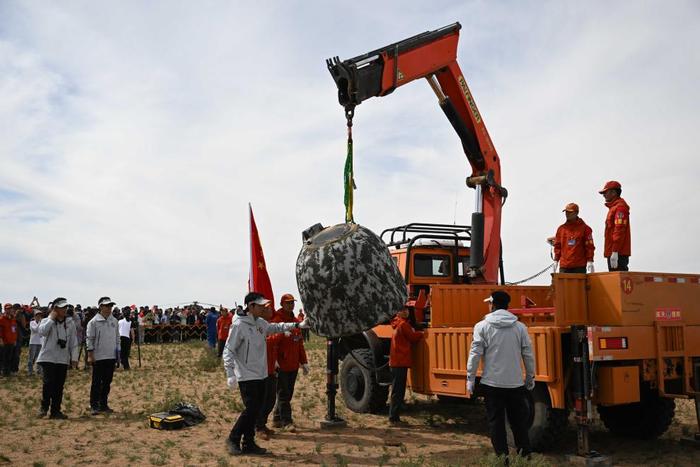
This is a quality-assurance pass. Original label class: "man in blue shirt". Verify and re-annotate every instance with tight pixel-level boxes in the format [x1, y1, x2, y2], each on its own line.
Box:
[205, 307, 219, 350]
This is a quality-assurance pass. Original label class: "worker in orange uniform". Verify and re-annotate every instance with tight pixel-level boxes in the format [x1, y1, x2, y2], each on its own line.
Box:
[297, 308, 309, 342]
[599, 181, 631, 271]
[271, 294, 309, 430]
[553, 203, 595, 274]
[388, 308, 424, 425]
[0, 304, 19, 376]
[216, 307, 233, 358]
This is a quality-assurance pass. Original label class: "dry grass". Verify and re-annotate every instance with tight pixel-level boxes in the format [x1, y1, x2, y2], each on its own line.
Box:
[1, 336, 699, 466]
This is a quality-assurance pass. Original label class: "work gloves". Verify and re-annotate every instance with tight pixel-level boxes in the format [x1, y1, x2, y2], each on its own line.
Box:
[586, 262, 595, 273]
[298, 318, 310, 329]
[466, 378, 475, 395]
[302, 364, 310, 376]
[610, 252, 619, 269]
[525, 375, 535, 391]
[227, 375, 237, 389]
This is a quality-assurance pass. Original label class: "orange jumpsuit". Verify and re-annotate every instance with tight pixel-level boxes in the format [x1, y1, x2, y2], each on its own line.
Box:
[604, 197, 631, 257]
[554, 218, 595, 269]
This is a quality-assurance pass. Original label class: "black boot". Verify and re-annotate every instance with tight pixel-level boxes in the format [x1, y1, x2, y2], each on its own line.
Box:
[226, 437, 242, 456]
[241, 439, 267, 455]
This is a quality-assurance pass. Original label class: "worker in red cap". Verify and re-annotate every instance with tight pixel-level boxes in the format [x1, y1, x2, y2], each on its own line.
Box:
[271, 293, 309, 430]
[388, 307, 424, 425]
[599, 181, 631, 271]
[552, 203, 595, 273]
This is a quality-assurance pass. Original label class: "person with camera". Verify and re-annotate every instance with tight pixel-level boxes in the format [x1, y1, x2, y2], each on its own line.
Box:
[86, 297, 120, 415]
[36, 297, 79, 419]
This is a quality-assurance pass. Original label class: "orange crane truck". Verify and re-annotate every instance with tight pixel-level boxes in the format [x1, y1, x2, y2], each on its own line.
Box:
[326, 23, 700, 452]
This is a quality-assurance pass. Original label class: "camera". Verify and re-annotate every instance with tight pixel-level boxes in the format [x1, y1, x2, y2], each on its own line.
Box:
[57, 339, 67, 349]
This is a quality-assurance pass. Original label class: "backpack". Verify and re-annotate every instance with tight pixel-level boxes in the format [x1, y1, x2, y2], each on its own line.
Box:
[168, 402, 206, 427]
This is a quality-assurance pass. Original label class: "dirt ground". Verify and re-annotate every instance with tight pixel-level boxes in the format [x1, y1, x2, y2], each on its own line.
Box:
[1, 336, 700, 466]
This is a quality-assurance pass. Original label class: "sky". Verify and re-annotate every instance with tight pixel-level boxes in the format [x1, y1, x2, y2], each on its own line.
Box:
[1, 1, 699, 308]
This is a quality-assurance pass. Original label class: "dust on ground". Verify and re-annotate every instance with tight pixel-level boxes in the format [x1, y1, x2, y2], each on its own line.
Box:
[1, 336, 699, 466]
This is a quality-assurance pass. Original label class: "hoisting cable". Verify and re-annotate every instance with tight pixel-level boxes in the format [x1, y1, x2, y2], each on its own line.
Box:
[504, 241, 556, 285]
[343, 107, 356, 223]
[504, 263, 555, 285]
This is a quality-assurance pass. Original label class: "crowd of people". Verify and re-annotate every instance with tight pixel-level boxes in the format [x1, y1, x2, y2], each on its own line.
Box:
[0, 292, 314, 453]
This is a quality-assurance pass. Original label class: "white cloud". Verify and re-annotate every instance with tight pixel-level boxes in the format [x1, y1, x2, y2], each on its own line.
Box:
[1, 1, 699, 307]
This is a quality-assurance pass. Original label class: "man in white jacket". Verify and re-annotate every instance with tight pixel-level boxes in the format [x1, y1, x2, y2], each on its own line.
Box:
[28, 308, 45, 376]
[467, 290, 535, 459]
[86, 296, 120, 415]
[223, 292, 309, 456]
[36, 297, 79, 419]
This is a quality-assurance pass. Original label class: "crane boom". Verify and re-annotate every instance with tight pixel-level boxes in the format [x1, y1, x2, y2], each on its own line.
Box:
[326, 22, 506, 284]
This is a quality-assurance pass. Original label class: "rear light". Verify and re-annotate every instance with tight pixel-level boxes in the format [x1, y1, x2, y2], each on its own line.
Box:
[599, 337, 628, 350]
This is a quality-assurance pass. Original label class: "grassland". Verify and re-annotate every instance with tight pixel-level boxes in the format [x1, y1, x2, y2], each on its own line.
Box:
[0, 335, 699, 466]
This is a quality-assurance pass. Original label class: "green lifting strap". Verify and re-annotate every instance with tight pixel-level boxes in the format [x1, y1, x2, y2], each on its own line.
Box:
[344, 113, 355, 223]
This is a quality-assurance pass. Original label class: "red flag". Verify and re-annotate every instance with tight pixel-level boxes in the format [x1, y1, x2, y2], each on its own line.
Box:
[248, 204, 275, 306]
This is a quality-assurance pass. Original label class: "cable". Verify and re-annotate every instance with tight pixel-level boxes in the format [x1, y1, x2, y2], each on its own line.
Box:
[504, 262, 555, 286]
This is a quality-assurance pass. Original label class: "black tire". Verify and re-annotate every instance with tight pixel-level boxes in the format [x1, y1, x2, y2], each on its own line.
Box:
[339, 348, 389, 413]
[597, 388, 675, 439]
[507, 384, 569, 452]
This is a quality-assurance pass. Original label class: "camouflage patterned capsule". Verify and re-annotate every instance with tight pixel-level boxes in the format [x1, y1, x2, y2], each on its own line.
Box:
[296, 223, 407, 338]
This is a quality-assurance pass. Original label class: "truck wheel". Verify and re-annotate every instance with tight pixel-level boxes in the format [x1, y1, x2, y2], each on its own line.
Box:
[339, 348, 389, 413]
[507, 384, 569, 452]
[597, 389, 675, 439]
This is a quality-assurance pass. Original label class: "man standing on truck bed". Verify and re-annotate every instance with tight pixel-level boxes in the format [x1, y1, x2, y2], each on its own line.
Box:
[553, 203, 595, 273]
[600, 180, 631, 271]
[467, 290, 535, 460]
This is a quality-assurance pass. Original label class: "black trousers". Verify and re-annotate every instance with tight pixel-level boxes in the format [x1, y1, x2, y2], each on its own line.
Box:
[39, 362, 68, 415]
[217, 340, 226, 358]
[12, 339, 22, 372]
[481, 384, 532, 457]
[273, 370, 298, 425]
[120, 337, 132, 369]
[389, 367, 408, 421]
[560, 266, 586, 273]
[0, 344, 13, 376]
[607, 255, 630, 271]
[90, 359, 116, 409]
[230, 379, 265, 443]
[256, 373, 278, 429]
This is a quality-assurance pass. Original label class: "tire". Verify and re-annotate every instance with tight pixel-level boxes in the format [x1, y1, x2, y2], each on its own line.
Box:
[597, 388, 675, 439]
[507, 384, 569, 452]
[339, 348, 389, 413]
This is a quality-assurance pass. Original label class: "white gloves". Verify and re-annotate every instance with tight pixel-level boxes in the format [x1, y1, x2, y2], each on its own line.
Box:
[610, 252, 619, 269]
[302, 364, 310, 376]
[466, 378, 475, 394]
[586, 261, 595, 273]
[227, 375, 237, 389]
[298, 318, 310, 329]
[552, 261, 559, 273]
[284, 331, 292, 337]
[525, 376, 535, 391]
